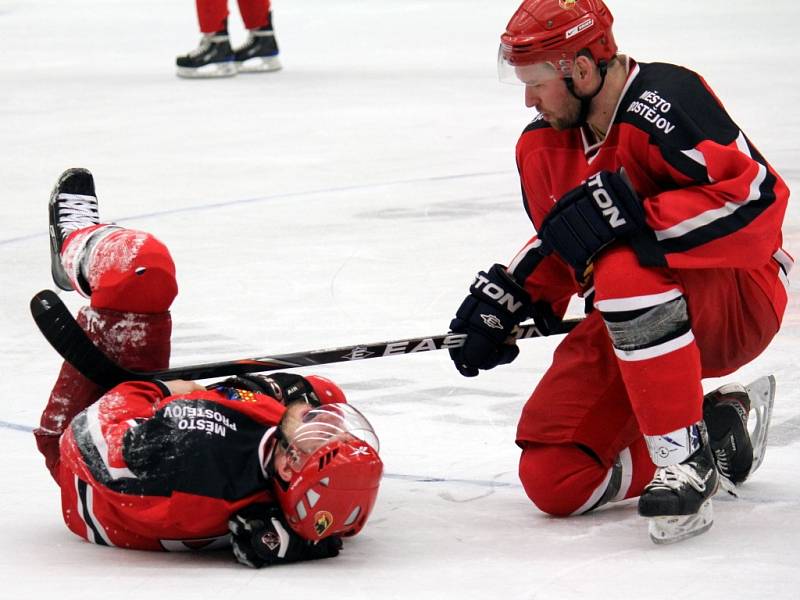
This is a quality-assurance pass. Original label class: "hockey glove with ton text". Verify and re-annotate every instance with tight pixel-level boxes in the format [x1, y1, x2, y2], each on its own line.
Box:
[229, 504, 342, 568]
[449, 264, 535, 377]
[537, 171, 646, 277]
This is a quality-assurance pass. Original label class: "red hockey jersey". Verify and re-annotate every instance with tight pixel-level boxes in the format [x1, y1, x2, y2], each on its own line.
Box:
[57, 381, 286, 551]
[508, 58, 792, 317]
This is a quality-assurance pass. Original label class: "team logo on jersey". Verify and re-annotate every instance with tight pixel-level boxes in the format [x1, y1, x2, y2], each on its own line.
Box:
[314, 511, 334, 536]
[559, 0, 578, 10]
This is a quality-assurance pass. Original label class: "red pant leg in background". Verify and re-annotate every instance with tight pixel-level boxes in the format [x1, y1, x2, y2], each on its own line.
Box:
[195, 0, 271, 33]
[34, 227, 177, 481]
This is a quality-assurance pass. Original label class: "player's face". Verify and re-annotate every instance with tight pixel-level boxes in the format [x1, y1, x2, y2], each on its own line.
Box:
[273, 402, 366, 482]
[517, 63, 581, 130]
[273, 401, 313, 482]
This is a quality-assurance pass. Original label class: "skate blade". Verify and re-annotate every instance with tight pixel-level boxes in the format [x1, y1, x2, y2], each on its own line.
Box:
[236, 56, 282, 73]
[176, 62, 237, 79]
[647, 500, 714, 545]
[745, 375, 776, 475]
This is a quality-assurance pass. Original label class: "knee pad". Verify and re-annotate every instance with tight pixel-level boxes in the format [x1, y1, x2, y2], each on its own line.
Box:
[596, 291, 691, 357]
[86, 229, 178, 313]
[519, 444, 613, 517]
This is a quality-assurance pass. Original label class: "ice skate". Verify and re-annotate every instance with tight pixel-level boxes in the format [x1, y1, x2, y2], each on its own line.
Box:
[638, 422, 719, 544]
[48, 168, 100, 291]
[703, 375, 775, 491]
[233, 25, 282, 73]
[176, 30, 237, 79]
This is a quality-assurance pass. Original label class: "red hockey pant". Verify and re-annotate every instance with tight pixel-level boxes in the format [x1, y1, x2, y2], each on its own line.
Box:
[35, 227, 177, 481]
[195, 0, 272, 33]
[517, 245, 784, 516]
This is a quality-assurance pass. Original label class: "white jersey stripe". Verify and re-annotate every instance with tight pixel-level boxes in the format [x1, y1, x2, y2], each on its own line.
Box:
[734, 130, 750, 155]
[86, 403, 137, 480]
[773, 248, 793, 275]
[508, 239, 545, 275]
[680, 148, 715, 182]
[594, 289, 683, 312]
[654, 131, 767, 242]
[73, 476, 94, 544]
[74, 476, 113, 546]
[85, 484, 114, 546]
[774, 249, 793, 292]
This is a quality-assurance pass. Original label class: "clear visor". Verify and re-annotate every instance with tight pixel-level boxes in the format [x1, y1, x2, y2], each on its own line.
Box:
[497, 44, 574, 85]
[283, 403, 380, 472]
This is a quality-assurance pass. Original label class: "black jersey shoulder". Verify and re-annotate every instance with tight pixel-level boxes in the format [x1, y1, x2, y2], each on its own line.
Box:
[617, 61, 740, 150]
[72, 398, 269, 499]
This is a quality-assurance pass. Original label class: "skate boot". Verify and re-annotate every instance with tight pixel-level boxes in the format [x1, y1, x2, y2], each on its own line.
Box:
[176, 29, 236, 78]
[704, 375, 775, 490]
[233, 19, 282, 73]
[49, 168, 100, 291]
[638, 421, 719, 544]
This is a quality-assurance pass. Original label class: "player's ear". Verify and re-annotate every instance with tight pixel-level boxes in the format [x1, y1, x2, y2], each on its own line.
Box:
[272, 444, 294, 483]
[572, 54, 596, 86]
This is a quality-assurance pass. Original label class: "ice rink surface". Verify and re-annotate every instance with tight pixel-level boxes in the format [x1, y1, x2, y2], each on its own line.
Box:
[2, 0, 800, 598]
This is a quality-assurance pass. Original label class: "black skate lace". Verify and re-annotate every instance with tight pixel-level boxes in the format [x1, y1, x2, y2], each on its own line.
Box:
[57, 195, 99, 232]
[650, 463, 710, 494]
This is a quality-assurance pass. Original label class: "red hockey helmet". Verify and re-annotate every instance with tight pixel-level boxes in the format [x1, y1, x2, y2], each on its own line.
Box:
[498, 0, 617, 83]
[274, 403, 383, 541]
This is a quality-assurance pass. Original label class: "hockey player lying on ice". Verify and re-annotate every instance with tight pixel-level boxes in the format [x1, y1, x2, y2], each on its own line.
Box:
[448, 0, 791, 544]
[34, 168, 383, 567]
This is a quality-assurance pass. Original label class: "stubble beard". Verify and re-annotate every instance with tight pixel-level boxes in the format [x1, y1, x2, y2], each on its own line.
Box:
[547, 94, 583, 131]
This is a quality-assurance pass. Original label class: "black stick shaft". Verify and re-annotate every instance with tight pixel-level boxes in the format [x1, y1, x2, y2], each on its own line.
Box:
[31, 289, 581, 388]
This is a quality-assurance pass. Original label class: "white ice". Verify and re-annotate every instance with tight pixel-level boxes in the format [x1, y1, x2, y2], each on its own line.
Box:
[1, 0, 799, 598]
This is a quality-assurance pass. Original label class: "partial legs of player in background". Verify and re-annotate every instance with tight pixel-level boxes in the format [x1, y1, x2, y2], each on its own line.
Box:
[176, 1, 281, 78]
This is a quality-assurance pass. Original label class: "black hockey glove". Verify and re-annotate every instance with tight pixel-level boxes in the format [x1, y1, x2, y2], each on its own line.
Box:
[229, 504, 342, 568]
[538, 171, 646, 277]
[449, 264, 534, 377]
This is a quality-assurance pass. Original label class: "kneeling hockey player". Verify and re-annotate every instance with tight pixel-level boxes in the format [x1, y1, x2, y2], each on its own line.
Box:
[449, 0, 789, 543]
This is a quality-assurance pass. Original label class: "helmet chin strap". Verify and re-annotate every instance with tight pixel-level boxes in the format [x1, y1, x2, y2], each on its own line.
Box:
[564, 60, 609, 126]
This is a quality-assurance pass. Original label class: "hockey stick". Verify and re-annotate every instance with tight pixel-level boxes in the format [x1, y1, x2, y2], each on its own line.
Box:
[31, 289, 582, 389]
